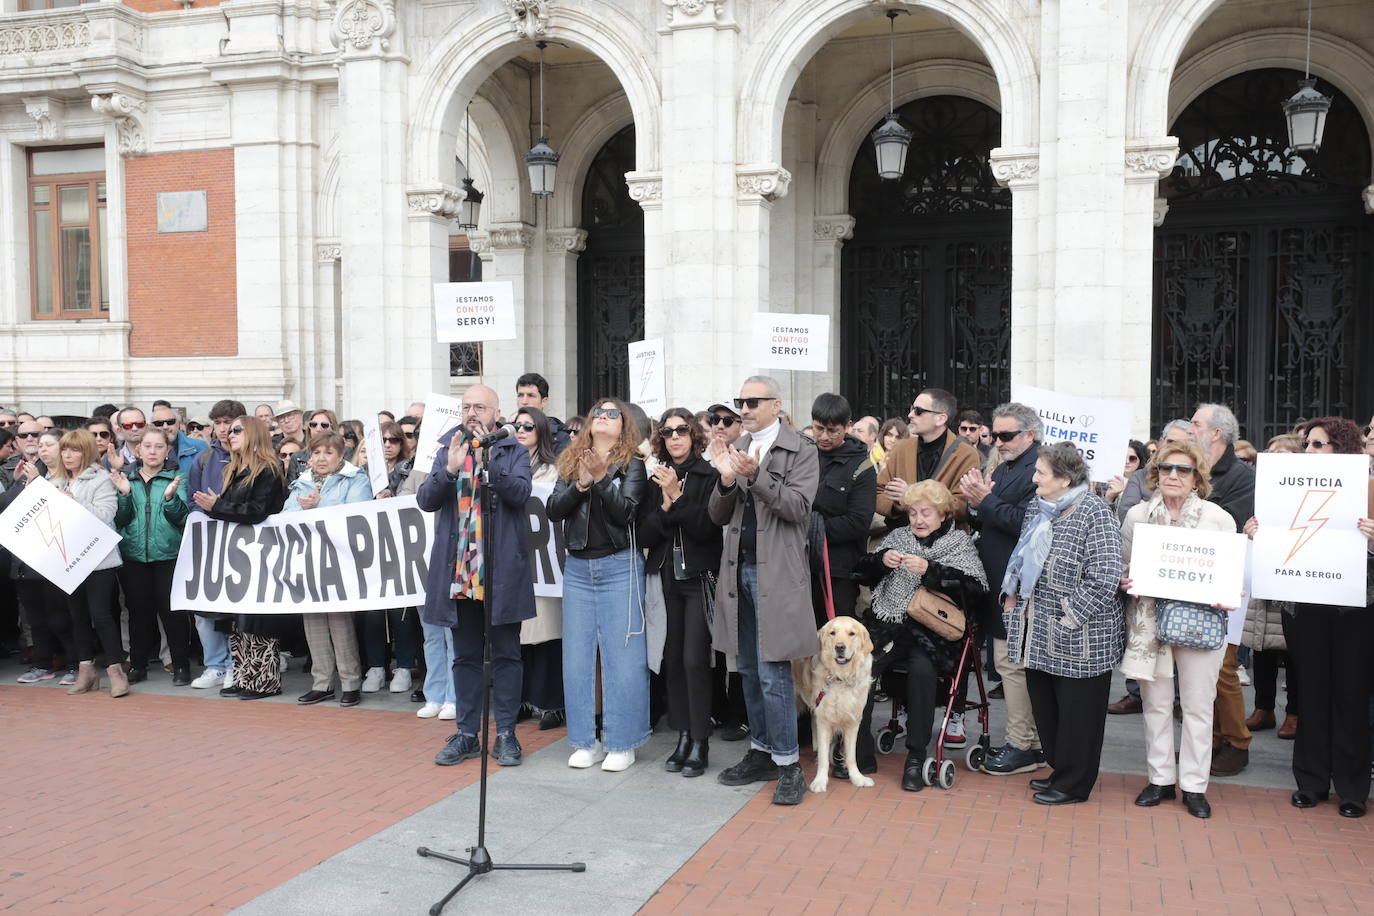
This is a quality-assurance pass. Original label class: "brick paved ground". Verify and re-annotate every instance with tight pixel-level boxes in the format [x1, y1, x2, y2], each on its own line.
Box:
[0, 686, 561, 914]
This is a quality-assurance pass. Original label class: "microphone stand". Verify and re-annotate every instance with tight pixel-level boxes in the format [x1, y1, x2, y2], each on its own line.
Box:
[417, 438, 585, 914]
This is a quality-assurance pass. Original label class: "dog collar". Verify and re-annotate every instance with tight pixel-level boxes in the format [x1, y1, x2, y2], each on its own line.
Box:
[815, 690, 825, 706]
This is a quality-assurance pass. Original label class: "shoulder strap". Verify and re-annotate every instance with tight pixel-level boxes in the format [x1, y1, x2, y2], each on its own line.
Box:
[929, 437, 962, 480]
[852, 457, 874, 481]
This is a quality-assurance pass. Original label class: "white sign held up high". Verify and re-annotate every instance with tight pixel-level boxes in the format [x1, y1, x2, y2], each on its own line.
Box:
[752, 313, 829, 373]
[415, 392, 464, 473]
[628, 338, 666, 418]
[362, 422, 390, 496]
[1010, 383, 1132, 484]
[433, 280, 516, 342]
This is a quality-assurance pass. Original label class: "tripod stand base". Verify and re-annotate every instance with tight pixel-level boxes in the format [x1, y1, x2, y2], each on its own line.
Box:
[417, 845, 586, 915]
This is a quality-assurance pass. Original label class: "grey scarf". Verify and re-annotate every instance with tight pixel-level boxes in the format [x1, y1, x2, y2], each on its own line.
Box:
[871, 524, 987, 624]
[1002, 484, 1088, 599]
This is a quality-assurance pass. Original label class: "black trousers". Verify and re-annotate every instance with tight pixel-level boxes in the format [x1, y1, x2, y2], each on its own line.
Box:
[1252, 648, 1299, 714]
[66, 568, 125, 665]
[711, 652, 747, 727]
[14, 577, 75, 671]
[119, 560, 193, 670]
[661, 572, 713, 740]
[1289, 603, 1372, 802]
[452, 598, 522, 736]
[1025, 668, 1112, 800]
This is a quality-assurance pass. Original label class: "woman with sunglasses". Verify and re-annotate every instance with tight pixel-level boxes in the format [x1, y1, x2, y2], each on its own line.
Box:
[548, 398, 648, 771]
[193, 417, 289, 700]
[1244, 416, 1374, 817]
[340, 420, 364, 464]
[512, 406, 566, 730]
[1120, 439, 1236, 819]
[86, 417, 120, 470]
[284, 409, 338, 484]
[638, 407, 721, 776]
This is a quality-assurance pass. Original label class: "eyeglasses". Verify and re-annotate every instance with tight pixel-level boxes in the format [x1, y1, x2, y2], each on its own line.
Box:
[151, 418, 178, 428]
[187, 424, 204, 432]
[1156, 462, 1196, 477]
[708, 415, 739, 428]
[958, 425, 980, 432]
[909, 405, 942, 417]
[228, 426, 246, 435]
[660, 425, 692, 438]
[88, 430, 112, 440]
[1303, 438, 1332, 450]
[343, 433, 357, 442]
[733, 397, 777, 410]
[513, 422, 539, 433]
[592, 407, 622, 420]
[308, 421, 331, 429]
[404, 431, 417, 439]
[991, 429, 1025, 443]
[0, 420, 14, 428]
[120, 421, 146, 430]
[382, 436, 403, 444]
[16, 431, 39, 439]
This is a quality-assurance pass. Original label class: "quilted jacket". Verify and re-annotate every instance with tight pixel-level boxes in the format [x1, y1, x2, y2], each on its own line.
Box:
[1003, 492, 1124, 678]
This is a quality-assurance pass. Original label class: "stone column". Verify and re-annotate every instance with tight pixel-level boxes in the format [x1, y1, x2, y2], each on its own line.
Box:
[315, 241, 343, 408]
[989, 149, 1041, 391]
[541, 228, 587, 420]
[734, 164, 790, 383]
[1123, 139, 1178, 437]
[403, 184, 460, 405]
[810, 214, 854, 402]
[470, 223, 535, 407]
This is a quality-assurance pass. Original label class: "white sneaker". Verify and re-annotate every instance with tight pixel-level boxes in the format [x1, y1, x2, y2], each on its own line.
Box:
[568, 742, 607, 769]
[223, 669, 234, 689]
[416, 702, 442, 719]
[389, 669, 412, 693]
[438, 703, 457, 720]
[361, 667, 385, 692]
[1237, 665, 1251, 686]
[601, 749, 636, 772]
[191, 668, 224, 689]
[279, 652, 289, 675]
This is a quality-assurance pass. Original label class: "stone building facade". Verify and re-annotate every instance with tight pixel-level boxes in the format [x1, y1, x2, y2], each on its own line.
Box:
[0, 0, 1369, 438]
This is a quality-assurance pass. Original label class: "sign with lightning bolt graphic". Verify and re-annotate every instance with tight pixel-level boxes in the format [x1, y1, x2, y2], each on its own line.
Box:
[0, 476, 121, 595]
[1251, 452, 1369, 607]
[628, 338, 666, 416]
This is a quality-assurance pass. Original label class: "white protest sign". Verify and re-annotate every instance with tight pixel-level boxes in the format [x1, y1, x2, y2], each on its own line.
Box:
[363, 422, 390, 496]
[415, 392, 464, 473]
[527, 480, 565, 598]
[752, 313, 829, 372]
[433, 280, 516, 342]
[1011, 383, 1132, 483]
[0, 476, 122, 595]
[1126, 523, 1247, 609]
[1251, 452, 1368, 607]
[628, 338, 666, 418]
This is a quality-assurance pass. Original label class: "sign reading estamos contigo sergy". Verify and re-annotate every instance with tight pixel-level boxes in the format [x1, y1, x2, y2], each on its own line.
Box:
[751, 313, 830, 372]
[433, 280, 517, 342]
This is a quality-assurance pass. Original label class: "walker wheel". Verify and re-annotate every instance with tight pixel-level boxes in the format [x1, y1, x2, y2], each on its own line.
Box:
[877, 728, 897, 755]
[965, 744, 986, 772]
[922, 757, 937, 786]
[938, 759, 956, 789]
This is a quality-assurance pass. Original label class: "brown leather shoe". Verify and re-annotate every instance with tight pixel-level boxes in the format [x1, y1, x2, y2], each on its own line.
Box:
[1210, 742, 1248, 777]
[1107, 694, 1142, 715]
[1245, 709, 1276, 730]
[1277, 715, 1298, 740]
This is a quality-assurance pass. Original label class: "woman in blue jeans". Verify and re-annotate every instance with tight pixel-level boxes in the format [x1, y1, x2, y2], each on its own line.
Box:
[547, 398, 648, 772]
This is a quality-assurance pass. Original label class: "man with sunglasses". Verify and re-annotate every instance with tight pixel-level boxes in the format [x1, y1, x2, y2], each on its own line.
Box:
[272, 400, 307, 450]
[151, 403, 208, 476]
[113, 407, 147, 466]
[710, 376, 819, 806]
[0, 410, 17, 431]
[702, 402, 743, 466]
[957, 410, 992, 460]
[875, 388, 981, 527]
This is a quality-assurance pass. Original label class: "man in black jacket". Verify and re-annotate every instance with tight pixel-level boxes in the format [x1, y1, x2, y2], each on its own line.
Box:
[1191, 402, 1255, 777]
[515, 371, 573, 453]
[807, 393, 877, 626]
[960, 402, 1046, 775]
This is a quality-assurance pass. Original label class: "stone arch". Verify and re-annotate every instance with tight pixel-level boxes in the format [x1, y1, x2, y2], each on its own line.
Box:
[465, 86, 528, 227]
[814, 59, 1001, 217]
[408, 4, 659, 188]
[317, 134, 342, 239]
[549, 90, 634, 230]
[739, 0, 1037, 167]
[1127, 0, 1228, 139]
[1167, 29, 1374, 183]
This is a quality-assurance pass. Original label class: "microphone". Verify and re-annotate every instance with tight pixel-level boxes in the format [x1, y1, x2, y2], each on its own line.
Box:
[472, 424, 517, 447]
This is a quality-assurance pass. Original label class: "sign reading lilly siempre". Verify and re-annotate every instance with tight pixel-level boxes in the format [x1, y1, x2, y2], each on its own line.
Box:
[751, 313, 830, 373]
[1251, 452, 1369, 607]
[1010, 383, 1132, 483]
[0, 476, 122, 595]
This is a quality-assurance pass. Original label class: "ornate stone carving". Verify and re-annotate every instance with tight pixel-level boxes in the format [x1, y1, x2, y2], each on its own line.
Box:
[661, 0, 723, 22]
[736, 165, 791, 201]
[502, 0, 551, 39]
[330, 0, 396, 56]
[316, 242, 342, 263]
[625, 172, 662, 210]
[545, 229, 588, 254]
[468, 232, 490, 256]
[813, 215, 856, 242]
[405, 185, 462, 220]
[1124, 139, 1179, 183]
[486, 226, 536, 250]
[1363, 185, 1374, 216]
[0, 21, 91, 56]
[90, 93, 146, 156]
[24, 97, 62, 141]
[1153, 198, 1169, 228]
[988, 151, 1039, 188]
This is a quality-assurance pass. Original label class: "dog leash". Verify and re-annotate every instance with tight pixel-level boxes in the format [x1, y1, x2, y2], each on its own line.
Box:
[821, 537, 835, 621]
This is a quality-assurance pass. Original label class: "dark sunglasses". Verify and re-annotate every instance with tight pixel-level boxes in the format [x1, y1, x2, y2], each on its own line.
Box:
[88, 429, 112, 440]
[991, 429, 1025, 443]
[591, 407, 621, 420]
[16, 431, 40, 439]
[308, 421, 331, 429]
[120, 421, 146, 430]
[0, 420, 15, 427]
[513, 422, 539, 433]
[1156, 462, 1195, 476]
[1303, 438, 1331, 449]
[343, 433, 358, 442]
[733, 397, 776, 410]
[708, 415, 739, 428]
[187, 424, 204, 432]
[151, 418, 178, 428]
[909, 405, 941, 417]
[404, 431, 417, 439]
[383, 436, 403, 444]
[660, 425, 692, 439]
[958, 425, 980, 432]
[229, 426, 246, 435]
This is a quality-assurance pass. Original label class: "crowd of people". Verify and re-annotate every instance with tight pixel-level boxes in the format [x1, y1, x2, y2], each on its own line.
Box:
[1, 376, 1371, 817]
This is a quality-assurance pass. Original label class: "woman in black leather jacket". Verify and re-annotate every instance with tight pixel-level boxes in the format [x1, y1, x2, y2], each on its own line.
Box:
[547, 398, 649, 772]
[638, 408, 722, 777]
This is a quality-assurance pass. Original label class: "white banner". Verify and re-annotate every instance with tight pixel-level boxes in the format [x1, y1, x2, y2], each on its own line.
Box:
[1010, 383, 1132, 483]
[527, 481, 565, 598]
[0, 476, 122, 595]
[751, 312, 830, 372]
[628, 338, 666, 418]
[1126, 523, 1247, 609]
[171, 495, 435, 613]
[416, 392, 464, 473]
[362, 422, 389, 496]
[433, 280, 516, 342]
[1251, 453, 1369, 607]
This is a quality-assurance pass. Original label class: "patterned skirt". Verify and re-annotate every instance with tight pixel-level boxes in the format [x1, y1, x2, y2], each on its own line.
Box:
[231, 631, 281, 693]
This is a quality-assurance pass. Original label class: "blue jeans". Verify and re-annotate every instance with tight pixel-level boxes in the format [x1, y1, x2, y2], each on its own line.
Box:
[422, 622, 455, 706]
[737, 561, 799, 766]
[562, 549, 649, 753]
[194, 614, 231, 675]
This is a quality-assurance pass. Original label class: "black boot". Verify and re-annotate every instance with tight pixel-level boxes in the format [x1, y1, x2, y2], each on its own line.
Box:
[681, 738, 709, 778]
[664, 732, 691, 773]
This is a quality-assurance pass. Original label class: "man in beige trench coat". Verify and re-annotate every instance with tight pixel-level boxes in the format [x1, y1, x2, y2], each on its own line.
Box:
[709, 375, 819, 805]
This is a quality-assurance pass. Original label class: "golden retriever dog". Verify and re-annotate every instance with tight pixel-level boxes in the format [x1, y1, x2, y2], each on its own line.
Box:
[792, 616, 875, 793]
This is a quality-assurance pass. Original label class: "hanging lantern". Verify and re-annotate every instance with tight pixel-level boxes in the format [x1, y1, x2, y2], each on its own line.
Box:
[527, 42, 560, 197]
[872, 10, 911, 181]
[1282, 0, 1332, 153]
[456, 103, 483, 231]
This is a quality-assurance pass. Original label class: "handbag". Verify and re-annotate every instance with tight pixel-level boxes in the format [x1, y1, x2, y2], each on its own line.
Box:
[906, 587, 965, 641]
[1155, 599, 1226, 650]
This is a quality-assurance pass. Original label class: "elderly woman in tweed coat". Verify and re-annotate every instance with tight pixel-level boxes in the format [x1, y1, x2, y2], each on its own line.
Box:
[1002, 442, 1124, 806]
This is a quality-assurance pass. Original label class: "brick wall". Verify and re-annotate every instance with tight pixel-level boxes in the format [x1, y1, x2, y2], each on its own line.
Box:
[121, 0, 225, 11]
[125, 149, 237, 356]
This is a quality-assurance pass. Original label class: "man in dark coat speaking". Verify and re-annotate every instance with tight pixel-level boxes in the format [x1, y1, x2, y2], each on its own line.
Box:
[419, 384, 534, 769]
